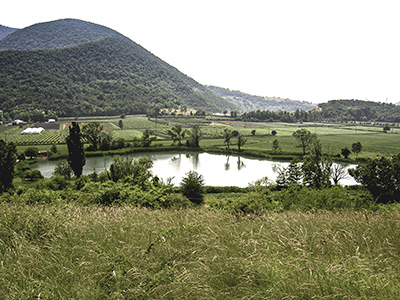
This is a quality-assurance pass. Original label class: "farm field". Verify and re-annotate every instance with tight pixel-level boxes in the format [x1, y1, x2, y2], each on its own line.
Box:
[1, 116, 399, 159]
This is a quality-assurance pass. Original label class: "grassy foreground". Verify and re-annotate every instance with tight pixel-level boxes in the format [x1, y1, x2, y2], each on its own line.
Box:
[1, 203, 399, 299]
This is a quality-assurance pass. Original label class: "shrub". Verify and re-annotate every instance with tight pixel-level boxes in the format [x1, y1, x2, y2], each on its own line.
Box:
[180, 171, 205, 204]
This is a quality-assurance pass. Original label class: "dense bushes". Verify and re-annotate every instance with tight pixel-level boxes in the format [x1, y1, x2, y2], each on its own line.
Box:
[206, 185, 376, 213]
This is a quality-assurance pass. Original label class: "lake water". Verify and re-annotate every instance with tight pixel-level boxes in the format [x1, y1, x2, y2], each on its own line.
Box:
[32, 152, 358, 187]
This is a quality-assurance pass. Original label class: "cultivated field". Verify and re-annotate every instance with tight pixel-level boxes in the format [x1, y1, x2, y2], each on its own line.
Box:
[2, 116, 399, 158]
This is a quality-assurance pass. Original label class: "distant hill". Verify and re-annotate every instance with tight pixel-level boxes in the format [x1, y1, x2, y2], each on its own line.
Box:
[318, 99, 400, 122]
[0, 25, 18, 40]
[207, 86, 314, 112]
[0, 19, 237, 117]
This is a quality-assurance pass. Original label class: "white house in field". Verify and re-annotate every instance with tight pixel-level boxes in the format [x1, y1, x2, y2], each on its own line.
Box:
[21, 127, 45, 134]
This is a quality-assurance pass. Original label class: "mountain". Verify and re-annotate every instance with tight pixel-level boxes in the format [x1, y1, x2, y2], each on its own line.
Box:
[207, 86, 315, 112]
[0, 25, 18, 40]
[0, 19, 237, 117]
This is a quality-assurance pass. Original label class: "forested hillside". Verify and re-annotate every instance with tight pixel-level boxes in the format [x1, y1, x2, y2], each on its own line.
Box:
[241, 99, 400, 123]
[207, 85, 314, 112]
[0, 19, 237, 117]
[0, 19, 122, 50]
[318, 99, 400, 122]
[0, 25, 18, 40]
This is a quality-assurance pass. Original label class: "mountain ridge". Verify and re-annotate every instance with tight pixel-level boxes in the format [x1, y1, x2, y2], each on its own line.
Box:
[207, 85, 315, 112]
[0, 19, 238, 117]
[0, 25, 19, 40]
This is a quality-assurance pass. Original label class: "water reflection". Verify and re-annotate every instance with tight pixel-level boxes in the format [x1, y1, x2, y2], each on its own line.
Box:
[32, 152, 358, 187]
[237, 157, 246, 170]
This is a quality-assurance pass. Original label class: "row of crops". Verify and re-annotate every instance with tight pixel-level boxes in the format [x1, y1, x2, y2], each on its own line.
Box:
[5, 131, 66, 145]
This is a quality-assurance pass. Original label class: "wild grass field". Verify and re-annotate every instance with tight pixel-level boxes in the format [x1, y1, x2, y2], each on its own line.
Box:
[0, 203, 399, 299]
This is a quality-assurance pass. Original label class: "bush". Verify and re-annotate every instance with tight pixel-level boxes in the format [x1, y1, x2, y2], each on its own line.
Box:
[180, 171, 205, 204]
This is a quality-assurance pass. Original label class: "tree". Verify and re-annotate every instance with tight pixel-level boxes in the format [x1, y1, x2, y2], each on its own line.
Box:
[302, 139, 332, 188]
[53, 160, 73, 178]
[352, 142, 362, 158]
[341, 147, 351, 159]
[180, 170, 205, 204]
[276, 160, 302, 188]
[82, 122, 103, 151]
[23, 169, 44, 181]
[50, 144, 58, 154]
[349, 154, 400, 203]
[272, 139, 282, 154]
[187, 125, 202, 147]
[236, 134, 247, 152]
[383, 125, 390, 133]
[251, 129, 256, 136]
[292, 129, 316, 155]
[142, 129, 156, 147]
[0, 140, 17, 193]
[108, 156, 153, 185]
[168, 125, 186, 146]
[223, 128, 233, 150]
[24, 147, 39, 159]
[118, 119, 124, 129]
[330, 164, 348, 185]
[66, 122, 85, 178]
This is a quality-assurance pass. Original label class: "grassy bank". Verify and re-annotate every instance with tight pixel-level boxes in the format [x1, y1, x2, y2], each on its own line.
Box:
[0, 203, 399, 299]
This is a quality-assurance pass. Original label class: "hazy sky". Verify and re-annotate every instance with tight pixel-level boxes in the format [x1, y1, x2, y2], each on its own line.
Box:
[2, 0, 399, 103]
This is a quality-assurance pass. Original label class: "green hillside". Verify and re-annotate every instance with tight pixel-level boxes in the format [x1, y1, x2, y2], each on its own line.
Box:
[0, 25, 18, 40]
[207, 85, 315, 112]
[0, 19, 237, 117]
[0, 19, 123, 50]
[318, 99, 400, 122]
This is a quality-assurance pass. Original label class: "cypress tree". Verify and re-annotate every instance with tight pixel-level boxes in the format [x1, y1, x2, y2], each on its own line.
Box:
[66, 122, 85, 178]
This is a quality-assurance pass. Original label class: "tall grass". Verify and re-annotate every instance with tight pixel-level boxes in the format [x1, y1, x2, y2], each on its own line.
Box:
[0, 203, 399, 299]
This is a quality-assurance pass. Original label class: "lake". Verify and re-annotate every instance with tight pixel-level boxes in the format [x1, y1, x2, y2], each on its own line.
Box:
[32, 152, 358, 187]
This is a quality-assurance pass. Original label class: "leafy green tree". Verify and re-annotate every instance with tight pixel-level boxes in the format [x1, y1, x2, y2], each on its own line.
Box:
[82, 122, 103, 151]
[66, 122, 85, 178]
[223, 128, 233, 150]
[99, 132, 113, 150]
[272, 139, 282, 154]
[142, 129, 156, 147]
[180, 170, 205, 204]
[341, 147, 351, 159]
[292, 129, 316, 155]
[302, 139, 332, 188]
[108, 156, 153, 185]
[53, 160, 73, 178]
[0, 140, 17, 193]
[383, 125, 390, 133]
[168, 125, 186, 146]
[50, 144, 58, 154]
[349, 153, 400, 203]
[187, 125, 202, 147]
[276, 160, 302, 188]
[236, 134, 247, 152]
[24, 147, 39, 159]
[351, 142, 362, 158]
[23, 169, 44, 181]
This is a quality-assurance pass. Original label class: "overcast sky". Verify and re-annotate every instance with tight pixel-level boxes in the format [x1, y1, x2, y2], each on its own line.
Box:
[2, 0, 399, 104]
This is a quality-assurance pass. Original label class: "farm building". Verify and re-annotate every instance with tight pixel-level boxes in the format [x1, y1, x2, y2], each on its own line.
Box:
[21, 127, 45, 134]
